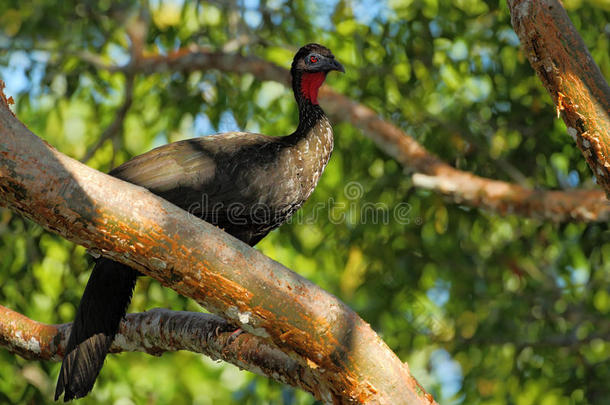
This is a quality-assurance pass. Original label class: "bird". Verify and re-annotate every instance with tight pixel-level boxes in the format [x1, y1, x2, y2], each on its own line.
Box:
[54, 43, 344, 401]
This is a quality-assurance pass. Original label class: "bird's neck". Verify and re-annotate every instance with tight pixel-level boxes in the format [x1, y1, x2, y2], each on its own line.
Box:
[286, 103, 333, 159]
[284, 71, 334, 200]
[297, 72, 326, 105]
[290, 71, 328, 139]
[287, 114, 334, 201]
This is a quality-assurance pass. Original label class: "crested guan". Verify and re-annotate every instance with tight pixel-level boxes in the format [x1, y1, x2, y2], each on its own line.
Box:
[54, 43, 344, 401]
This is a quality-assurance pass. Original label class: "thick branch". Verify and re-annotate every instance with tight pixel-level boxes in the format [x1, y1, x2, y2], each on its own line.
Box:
[97, 46, 609, 222]
[0, 85, 433, 404]
[0, 305, 325, 394]
[508, 0, 610, 197]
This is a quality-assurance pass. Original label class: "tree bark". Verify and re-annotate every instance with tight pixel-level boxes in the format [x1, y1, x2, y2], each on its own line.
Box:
[0, 84, 434, 404]
[508, 0, 610, 197]
[0, 305, 327, 395]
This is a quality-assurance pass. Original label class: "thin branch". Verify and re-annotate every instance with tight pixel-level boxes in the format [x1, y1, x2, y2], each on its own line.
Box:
[508, 0, 610, 197]
[80, 14, 145, 164]
[319, 87, 608, 222]
[0, 305, 325, 395]
[0, 84, 435, 405]
[80, 73, 134, 163]
[421, 115, 532, 187]
[87, 46, 609, 222]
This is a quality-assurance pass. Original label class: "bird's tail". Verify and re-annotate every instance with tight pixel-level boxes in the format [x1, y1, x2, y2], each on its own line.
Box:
[55, 258, 138, 402]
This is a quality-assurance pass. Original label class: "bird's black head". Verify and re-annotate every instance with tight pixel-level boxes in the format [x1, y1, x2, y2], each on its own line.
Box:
[291, 43, 345, 74]
[291, 43, 344, 105]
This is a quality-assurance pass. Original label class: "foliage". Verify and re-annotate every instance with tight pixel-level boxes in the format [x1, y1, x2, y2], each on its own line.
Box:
[1, 0, 609, 404]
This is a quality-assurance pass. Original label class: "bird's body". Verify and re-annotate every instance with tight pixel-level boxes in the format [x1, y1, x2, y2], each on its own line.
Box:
[55, 43, 343, 401]
[110, 114, 333, 245]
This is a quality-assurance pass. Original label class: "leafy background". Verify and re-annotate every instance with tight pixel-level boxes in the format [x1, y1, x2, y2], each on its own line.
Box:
[1, 0, 609, 404]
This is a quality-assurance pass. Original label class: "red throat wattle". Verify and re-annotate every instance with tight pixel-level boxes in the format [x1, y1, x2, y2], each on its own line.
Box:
[300, 72, 326, 105]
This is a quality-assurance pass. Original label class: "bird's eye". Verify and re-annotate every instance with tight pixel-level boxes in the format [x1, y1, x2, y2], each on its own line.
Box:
[309, 55, 318, 63]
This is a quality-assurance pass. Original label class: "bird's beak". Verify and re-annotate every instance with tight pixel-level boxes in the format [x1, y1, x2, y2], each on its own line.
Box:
[322, 58, 345, 73]
[330, 59, 345, 73]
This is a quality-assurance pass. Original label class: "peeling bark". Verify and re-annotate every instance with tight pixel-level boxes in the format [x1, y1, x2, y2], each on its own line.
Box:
[508, 0, 610, 197]
[81, 47, 610, 222]
[0, 86, 434, 404]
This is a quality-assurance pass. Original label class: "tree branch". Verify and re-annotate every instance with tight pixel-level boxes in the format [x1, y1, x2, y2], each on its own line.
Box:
[0, 83, 434, 404]
[0, 305, 327, 395]
[92, 46, 609, 222]
[80, 15, 145, 164]
[508, 0, 610, 197]
[80, 72, 134, 163]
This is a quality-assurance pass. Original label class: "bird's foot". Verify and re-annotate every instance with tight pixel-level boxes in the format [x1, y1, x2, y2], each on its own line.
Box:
[226, 328, 244, 345]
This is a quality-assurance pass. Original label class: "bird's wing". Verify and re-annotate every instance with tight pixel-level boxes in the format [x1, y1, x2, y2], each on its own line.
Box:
[109, 132, 280, 215]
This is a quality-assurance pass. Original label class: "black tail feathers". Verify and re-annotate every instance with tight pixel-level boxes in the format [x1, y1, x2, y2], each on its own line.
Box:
[55, 258, 138, 401]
